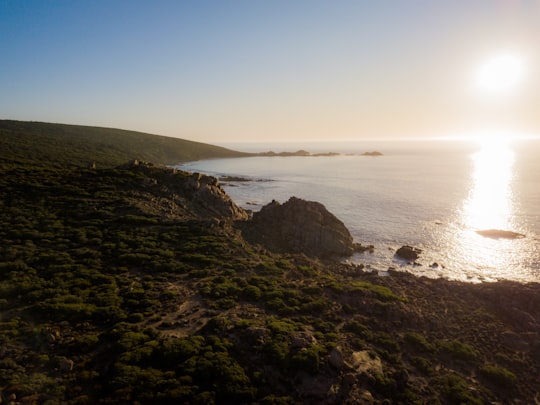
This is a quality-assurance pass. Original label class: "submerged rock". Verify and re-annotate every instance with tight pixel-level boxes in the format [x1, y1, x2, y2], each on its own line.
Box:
[245, 197, 354, 258]
[476, 229, 525, 239]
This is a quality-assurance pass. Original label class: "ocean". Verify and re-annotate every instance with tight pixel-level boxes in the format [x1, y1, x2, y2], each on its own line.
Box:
[176, 139, 540, 282]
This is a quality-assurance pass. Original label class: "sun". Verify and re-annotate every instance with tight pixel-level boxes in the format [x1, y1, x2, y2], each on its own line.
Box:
[475, 53, 524, 93]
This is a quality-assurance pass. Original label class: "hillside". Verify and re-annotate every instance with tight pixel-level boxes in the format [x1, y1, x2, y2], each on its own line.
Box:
[0, 120, 249, 168]
[0, 122, 539, 404]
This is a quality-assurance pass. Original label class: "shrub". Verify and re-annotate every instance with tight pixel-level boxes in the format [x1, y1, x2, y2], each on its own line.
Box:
[243, 285, 262, 301]
[343, 320, 371, 338]
[73, 333, 100, 351]
[267, 318, 297, 336]
[127, 313, 145, 323]
[438, 339, 478, 362]
[433, 374, 483, 405]
[350, 281, 401, 302]
[404, 332, 434, 352]
[260, 395, 295, 405]
[265, 339, 290, 365]
[410, 356, 434, 375]
[290, 345, 323, 374]
[479, 364, 517, 388]
[373, 332, 400, 353]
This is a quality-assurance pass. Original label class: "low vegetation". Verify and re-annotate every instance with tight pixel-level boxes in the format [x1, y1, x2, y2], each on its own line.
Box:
[0, 121, 539, 403]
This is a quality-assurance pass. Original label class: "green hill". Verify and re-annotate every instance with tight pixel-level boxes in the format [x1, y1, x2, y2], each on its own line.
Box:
[0, 120, 249, 168]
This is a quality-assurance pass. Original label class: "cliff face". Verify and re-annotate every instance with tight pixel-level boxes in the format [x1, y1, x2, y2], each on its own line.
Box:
[245, 197, 354, 258]
[118, 161, 249, 221]
[180, 171, 249, 220]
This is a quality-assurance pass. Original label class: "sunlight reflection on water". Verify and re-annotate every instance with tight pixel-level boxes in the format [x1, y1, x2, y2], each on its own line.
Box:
[448, 139, 529, 281]
[463, 141, 515, 230]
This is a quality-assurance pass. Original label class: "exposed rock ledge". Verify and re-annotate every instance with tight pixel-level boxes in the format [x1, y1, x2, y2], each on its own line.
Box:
[243, 197, 354, 258]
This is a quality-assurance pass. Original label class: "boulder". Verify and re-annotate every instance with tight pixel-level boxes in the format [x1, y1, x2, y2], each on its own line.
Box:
[328, 347, 345, 369]
[246, 197, 354, 258]
[395, 245, 422, 261]
[290, 331, 317, 348]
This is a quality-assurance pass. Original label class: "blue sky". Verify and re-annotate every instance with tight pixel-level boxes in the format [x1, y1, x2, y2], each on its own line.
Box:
[1, 1, 539, 143]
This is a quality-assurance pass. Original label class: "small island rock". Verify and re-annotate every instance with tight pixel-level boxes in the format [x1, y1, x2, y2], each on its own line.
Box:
[476, 229, 525, 239]
[395, 245, 422, 261]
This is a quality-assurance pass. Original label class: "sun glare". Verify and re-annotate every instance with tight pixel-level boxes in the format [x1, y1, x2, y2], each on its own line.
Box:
[475, 54, 524, 93]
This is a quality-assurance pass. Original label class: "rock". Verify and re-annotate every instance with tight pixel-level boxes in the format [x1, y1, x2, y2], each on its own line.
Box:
[348, 351, 383, 376]
[59, 357, 74, 372]
[356, 389, 376, 404]
[354, 243, 374, 253]
[476, 229, 525, 239]
[342, 372, 357, 386]
[246, 197, 354, 258]
[395, 245, 422, 261]
[328, 347, 345, 369]
[183, 172, 248, 220]
[290, 331, 317, 348]
[118, 163, 249, 221]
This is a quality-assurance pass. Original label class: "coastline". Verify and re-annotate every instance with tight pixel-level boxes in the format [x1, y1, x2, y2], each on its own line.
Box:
[2, 122, 540, 403]
[177, 147, 540, 283]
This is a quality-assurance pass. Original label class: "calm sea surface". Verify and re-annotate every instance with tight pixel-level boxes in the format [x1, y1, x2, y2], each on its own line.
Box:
[177, 139, 540, 282]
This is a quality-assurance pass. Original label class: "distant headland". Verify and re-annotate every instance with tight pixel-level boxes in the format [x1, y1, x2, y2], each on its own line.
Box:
[253, 149, 384, 157]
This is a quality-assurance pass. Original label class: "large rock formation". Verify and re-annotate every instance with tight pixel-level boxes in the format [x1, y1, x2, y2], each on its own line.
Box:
[245, 197, 354, 258]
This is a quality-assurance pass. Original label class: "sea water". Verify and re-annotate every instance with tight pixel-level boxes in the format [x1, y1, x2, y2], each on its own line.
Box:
[176, 139, 540, 282]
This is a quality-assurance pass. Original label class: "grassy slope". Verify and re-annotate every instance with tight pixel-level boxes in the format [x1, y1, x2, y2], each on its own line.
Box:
[0, 120, 249, 168]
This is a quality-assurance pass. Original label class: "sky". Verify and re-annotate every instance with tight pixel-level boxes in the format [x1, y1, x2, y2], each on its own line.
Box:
[1, 0, 540, 144]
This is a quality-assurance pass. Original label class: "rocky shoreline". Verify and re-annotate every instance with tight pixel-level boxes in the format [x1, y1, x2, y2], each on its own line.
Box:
[1, 161, 539, 404]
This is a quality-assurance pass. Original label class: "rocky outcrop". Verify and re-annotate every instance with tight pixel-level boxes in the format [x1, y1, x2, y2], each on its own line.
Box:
[245, 197, 354, 258]
[395, 245, 422, 261]
[117, 163, 249, 221]
[181, 172, 249, 220]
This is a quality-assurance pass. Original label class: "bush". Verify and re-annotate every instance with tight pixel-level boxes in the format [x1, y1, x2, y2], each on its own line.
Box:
[479, 364, 517, 388]
[127, 313, 145, 323]
[410, 356, 433, 375]
[243, 285, 262, 301]
[350, 281, 401, 301]
[290, 345, 323, 374]
[404, 332, 434, 352]
[438, 339, 478, 362]
[343, 320, 371, 339]
[433, 374, 483, 405]
[73, 333, 100, 351]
